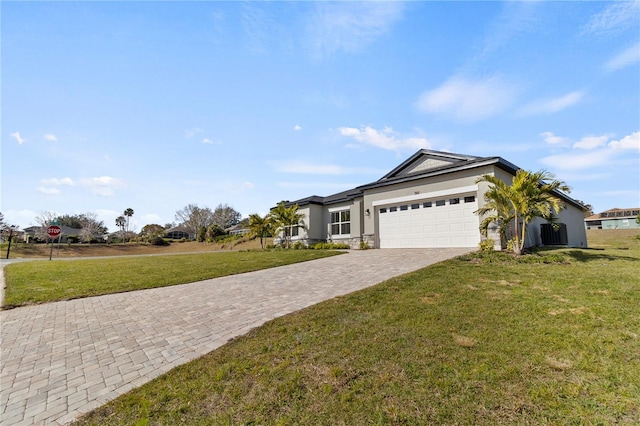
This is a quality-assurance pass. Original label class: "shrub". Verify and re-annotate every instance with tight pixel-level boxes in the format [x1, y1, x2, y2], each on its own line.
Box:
[478, 239, 495, 252]
[66, 235, 80, 244]
[150, 236, 170, 246]
[292, 241, 306, 250]
[359, 241, 370, 250]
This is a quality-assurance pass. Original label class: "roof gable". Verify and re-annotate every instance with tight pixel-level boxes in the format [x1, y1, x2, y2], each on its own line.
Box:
[378, 150, 483, 181]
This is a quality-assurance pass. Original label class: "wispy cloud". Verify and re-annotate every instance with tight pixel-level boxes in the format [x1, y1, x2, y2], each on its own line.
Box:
[609, 131, 640, 151]
[44, 134, 58, 142]
[540, 131, 569, 146]
[416, 75, 518, 122]
[338, 126, 431, 152]
[278, 181, 357, 191]
[294, 124, 302, 131]
[520, 91, 584, 116]
[79, 176, 126, 196]
[605, 42, 640, 71]
[185, 127, 203, 138]
[202, 138, 220, 145]
[275, 160, 383, 176]
[37, 187, 61, 195]
[582, 1, 640, 36]
[11, 131, 26, 145]
[41, 177, 74, 186]
[307, 2, 404, 59]
[541, 149, 615, 171]
[573, 134, 611, 150]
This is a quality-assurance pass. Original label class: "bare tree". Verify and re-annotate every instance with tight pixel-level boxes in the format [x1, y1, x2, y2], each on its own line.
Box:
[78, 212, 107, 242]
[34, 211, 58, 240]
[174, 204, 214, 237]
[212, 204, 242, 230]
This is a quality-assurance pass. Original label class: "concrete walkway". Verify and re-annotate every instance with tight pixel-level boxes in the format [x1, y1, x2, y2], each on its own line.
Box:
[0, 248, 470, 425]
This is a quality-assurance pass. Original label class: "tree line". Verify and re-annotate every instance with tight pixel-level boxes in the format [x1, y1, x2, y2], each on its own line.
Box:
[0, 202, 306, 248]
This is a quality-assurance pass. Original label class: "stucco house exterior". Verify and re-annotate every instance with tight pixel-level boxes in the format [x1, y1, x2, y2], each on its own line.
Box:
[584, 208, 640, 230]
[278, 149, 588, 250]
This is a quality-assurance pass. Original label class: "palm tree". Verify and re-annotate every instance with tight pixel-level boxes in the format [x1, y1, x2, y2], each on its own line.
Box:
[115, 216, 126, 242]
[476, 169, 570, 255]
[248, 213, 272, 249]
[474, 176, 515, 248]
[123, 208, 134, 242]
[269, 202, 305, 249]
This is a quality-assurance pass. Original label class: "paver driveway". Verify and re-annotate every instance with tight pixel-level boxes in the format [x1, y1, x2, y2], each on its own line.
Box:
[1, 248, 470, 425]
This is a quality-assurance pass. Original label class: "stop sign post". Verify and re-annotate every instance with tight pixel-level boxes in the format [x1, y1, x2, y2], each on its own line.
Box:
[47, 225, 62, 260]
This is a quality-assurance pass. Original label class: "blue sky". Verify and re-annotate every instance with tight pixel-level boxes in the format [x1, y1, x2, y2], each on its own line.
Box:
[2, 1, 639, 232]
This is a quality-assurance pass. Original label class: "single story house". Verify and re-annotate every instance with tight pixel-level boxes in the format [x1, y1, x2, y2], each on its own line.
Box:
[584, 208, 640, 230]
[278, 149, 588, 250]
[22, 225, 84, 243]
[164, 226, 194, 240]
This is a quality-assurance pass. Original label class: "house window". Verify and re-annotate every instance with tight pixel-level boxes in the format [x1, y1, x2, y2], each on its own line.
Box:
[423, 201, 432, 208]
[411, 203, 420, 209]
[436, 200, 446, 206]
[400, 205, 408, 211]
[390, 206, 397, 212]
[291, 226, 299, 237]
[450, 198, 460, 205]
[464, 196, 475, 203]
[380, 208, 387, 213]
[330, 210, 351, 235]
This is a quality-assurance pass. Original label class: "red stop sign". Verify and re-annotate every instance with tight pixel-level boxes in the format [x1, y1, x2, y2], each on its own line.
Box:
[47, 225, 62, 238]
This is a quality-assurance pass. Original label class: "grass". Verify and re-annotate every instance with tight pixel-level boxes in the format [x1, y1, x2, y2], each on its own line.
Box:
[76, 230, 640, 425]
[1, 238, 273, 259]
[2, 250, 341, 308]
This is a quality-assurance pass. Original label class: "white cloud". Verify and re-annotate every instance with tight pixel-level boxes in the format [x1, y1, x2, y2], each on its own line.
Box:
[605, 42, 640, 71]
[275, 160, 383, 175]
[11, 132, 26, 145]
[307, 2, 404, 59]
[79, 176, 125, 196]
[415, 75, 518, 122]
[540, 131, 569, 146]
[278, 181, 358, 190]
[609, 131, 640, 151]
[37, 186, 61, 195]
[185, 127, 203, 138]
[573, 134, 611, 150]
[44, 134, 58, 142]
[294, 124, 302, 131]
[582, 1, 640, 36]
[338, 126, 431, 152]
[520, 91, 584, 116]
[201, 138, 214, 144]
[540, 149, 615, 171]
[41, 177, 74, 186]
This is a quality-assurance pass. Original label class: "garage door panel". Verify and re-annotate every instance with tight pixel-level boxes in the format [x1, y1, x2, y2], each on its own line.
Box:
[379, 196, 480, 248]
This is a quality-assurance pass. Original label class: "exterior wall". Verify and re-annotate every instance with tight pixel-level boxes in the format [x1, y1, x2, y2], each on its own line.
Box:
[362, 167, 493, 248]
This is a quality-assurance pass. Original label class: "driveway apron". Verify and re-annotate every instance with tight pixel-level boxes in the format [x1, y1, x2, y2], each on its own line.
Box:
[1, 248, 470, 425]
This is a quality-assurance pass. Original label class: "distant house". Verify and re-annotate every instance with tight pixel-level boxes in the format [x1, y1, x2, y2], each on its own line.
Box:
[164, 226, 194, 240]
[22, 226, 83, 243]
[584, 208, 640, 230]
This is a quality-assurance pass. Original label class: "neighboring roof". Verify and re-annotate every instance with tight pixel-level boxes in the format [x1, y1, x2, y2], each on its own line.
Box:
[585, 207, 640, 221]
[285, 149, 584, 210]
[23, 225, 83, 235]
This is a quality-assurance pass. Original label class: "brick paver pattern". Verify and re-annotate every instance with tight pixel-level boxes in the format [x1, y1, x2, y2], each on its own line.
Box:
[1, 248, 470, 425]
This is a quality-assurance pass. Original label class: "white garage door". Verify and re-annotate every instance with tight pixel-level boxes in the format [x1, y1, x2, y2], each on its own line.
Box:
[378, 195, 480, 248]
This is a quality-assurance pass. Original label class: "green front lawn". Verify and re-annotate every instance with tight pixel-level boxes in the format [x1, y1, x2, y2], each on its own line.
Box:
[77, 239, 640, 424]
[2, 250, 342, 308]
